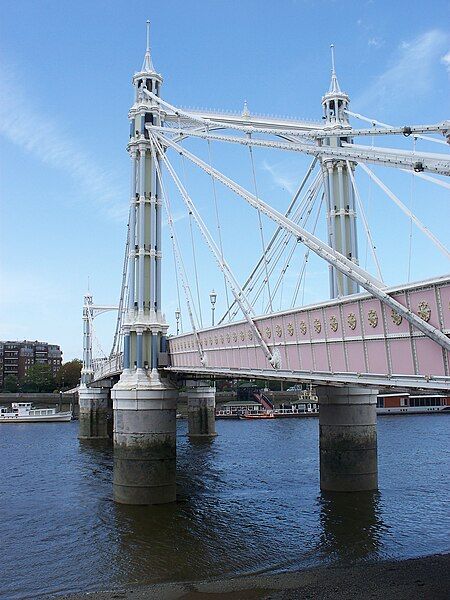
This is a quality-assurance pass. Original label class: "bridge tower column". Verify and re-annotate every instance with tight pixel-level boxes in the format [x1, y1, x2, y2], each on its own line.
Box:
[317, 386, 378, 491]
[78, 293, 112, 440]
[186, 380, 217, 439]
[321, 46, 359, 298]
[111, 22, 178, 505]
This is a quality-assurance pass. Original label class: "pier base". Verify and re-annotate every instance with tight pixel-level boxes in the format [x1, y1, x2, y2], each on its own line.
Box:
[78, 385, 111, 440]
[112, 370, 178, 505]
[186, 380, 217, 439]
[317, 386, 378, 492]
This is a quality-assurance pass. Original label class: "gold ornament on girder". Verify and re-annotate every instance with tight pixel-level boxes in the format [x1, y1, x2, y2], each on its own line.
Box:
[391, 309, 402, 326]
[330, 315, 338, 332]
[418, 301, 431, 322]
[368, 309, 378, 328]
[347, 313, 357, 330]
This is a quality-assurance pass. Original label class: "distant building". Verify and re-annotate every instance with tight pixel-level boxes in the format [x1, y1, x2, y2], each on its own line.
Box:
[0, 341, 62, 388]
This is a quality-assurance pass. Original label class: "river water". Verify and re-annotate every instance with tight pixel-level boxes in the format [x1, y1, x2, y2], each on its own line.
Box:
[0, 414, 448, 599]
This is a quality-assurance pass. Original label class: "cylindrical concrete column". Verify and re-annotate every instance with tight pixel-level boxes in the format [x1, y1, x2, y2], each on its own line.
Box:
[78, 386, 111, 440]
[318, 386, 378, 492]
[186, 380, 217, 439]
[112, 386, 178, 505]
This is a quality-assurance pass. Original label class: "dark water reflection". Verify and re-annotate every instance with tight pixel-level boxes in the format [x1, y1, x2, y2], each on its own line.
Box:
[0, 415, 448, 599]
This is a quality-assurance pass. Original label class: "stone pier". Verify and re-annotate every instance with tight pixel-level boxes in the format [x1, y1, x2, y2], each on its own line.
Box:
[186, 380, 217, 439]
[318, 386, 378, 491]
[78, 385, 111, 440]
[112, 372, 178, 505]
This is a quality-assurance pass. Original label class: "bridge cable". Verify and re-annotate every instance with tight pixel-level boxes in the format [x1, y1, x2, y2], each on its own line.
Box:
[221, 161, 319, 322]
[241, 174, 322, 316]
[291, 193, 324, 307]
[345, 109, 448, 147]
[152, 133, 279, 367]
[181, 149, 204, 327]
[155, 131, 450, 351]
[359, 162, 450, 260]
[207, 138, 231, 316]
[346, 160, 383, 283]
[407, 137, 417, 282]
[247, 135, 274, 313]
[261, 181, 322, 312]
[272, 182, 323, 310]
[110, 204, 131, 358]
[150, 139, 204, 359]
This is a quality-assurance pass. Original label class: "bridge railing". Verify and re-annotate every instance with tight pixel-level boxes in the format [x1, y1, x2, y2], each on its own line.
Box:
[92, 353, 123, 381]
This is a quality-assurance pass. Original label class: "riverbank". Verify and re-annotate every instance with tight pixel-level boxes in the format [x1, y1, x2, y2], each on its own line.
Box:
[55, 553, 449, 599]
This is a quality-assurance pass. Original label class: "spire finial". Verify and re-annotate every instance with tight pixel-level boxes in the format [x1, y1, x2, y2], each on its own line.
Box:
[328, 43, 341, 94]
[330, 44, 336, 75]
[141, 19, 155, 73]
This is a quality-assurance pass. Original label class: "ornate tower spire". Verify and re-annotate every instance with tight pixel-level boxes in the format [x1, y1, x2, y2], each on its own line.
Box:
[142, 20, 155, 73]
[320, 44, 358, 299]
[329, 44, 342, 94]
[322, 44, 349, 127]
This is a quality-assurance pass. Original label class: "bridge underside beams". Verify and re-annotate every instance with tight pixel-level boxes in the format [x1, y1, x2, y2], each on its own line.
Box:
[168, 279, 450, 391]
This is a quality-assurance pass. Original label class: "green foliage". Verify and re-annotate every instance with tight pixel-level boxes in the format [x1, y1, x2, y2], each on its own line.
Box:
[22, 364, 55, 393]
[54, 359, 82, 390]
[3, 374, 19, 392]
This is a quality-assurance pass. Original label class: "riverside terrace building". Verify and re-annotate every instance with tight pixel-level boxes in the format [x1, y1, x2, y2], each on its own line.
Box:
[0, 341, 62, 388]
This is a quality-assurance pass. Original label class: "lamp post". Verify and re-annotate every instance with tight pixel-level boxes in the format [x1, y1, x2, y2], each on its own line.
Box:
[175, 308, 181, 335]
[209, 290, 217, 326]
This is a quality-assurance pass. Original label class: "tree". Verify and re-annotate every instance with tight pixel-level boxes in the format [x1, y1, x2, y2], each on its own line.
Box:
[3, 374, 19, 392]
[22, 364, 55, 393]
[55, 359, 82, 390]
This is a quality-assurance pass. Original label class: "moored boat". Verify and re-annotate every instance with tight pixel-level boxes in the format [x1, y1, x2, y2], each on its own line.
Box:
[239, 412, 275, 420]
[0, 402, 72, 423]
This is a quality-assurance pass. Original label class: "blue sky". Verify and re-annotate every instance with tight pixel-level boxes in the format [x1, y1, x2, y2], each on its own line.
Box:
[0, 0, 449, 361]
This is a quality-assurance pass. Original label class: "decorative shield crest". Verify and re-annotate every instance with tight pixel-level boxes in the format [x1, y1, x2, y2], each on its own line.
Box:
[314, 319, 321, 334]
[418, 301, 431, 322]
[347, 313, 357, 330]
[368, 309, 378, 328]
[299, 321, 307, 335]
[287, 322, 294, 336]
[330, 315, 338, 332]
[275, 325, 282, 337]
[391, 309, 402, 326]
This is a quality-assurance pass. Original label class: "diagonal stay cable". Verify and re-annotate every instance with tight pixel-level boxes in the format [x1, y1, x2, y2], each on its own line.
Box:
[152, 133, 278, 367]
[154, 130, 450, 351]
[150, 139, 204, 360]
[220, 160, 319, 323]
[359, 162, 450, 260]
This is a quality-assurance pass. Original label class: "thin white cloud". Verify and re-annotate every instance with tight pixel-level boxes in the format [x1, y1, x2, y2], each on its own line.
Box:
[0, 62, 127, 220]
[354, 29, 449, 111]
[368, 37, 384, 48]
[441, 50, 450, 75]
[262, 160, 297, 195]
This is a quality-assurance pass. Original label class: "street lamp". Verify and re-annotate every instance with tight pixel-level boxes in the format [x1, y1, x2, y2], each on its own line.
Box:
[175, 308, 181, 335]
[209, 290, 217, 326]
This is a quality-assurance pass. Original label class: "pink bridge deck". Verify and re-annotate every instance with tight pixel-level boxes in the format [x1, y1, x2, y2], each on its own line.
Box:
[167, 277, 450, 390]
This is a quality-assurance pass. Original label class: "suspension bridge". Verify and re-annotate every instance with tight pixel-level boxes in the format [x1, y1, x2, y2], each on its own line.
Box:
[79, 22, 450, 505]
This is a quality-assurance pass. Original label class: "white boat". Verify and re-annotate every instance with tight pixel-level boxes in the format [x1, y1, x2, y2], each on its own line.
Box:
[0, 402, 72, 423]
